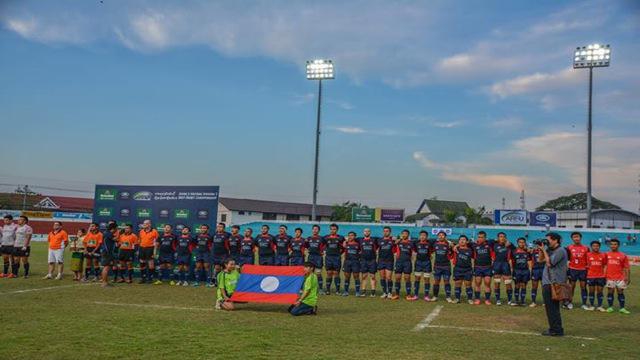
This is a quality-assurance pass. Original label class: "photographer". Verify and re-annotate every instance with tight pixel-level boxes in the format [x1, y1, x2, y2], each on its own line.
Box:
[537, 232, 567, 337]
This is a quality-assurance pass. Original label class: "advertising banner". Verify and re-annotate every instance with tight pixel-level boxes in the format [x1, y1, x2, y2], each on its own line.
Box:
[380, 209, 404, 222]
[93, 185, 219, 233]
[431, 227, 453, 236]
[529, 212, 557, 226]
[351, 207, 375, 222]
[494, 209, 528, 225]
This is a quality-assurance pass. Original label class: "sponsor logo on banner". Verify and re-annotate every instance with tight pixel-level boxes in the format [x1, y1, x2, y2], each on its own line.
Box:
[159, 209, 170, 218]
[529, 212, 557, 226]
[98, 189, 116, 201]
[380, 209, 404, 222]
[0, 210, 23, 218]
[136, 208, 152, 218]
[175, 223, 186, 231]
[495, 210, 528, 225]
[22, 210, 54, 219]
[98, 207, 113, 217]
[193, 224, 206, 233]
[351, 207, 375, 222]
[120, 208, 131, 217]
[133, 191, 153, 201]
[52, 212, 92, 220]
[197, 209, 209, 219]
[431, 228, 453, 236]
[174, 209, 190, 219]
[119, 191, 130, 200]
[155, 223, 168, 231]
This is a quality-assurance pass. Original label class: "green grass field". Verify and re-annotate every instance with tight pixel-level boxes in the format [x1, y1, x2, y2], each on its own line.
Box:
[1, 243, 638, 360]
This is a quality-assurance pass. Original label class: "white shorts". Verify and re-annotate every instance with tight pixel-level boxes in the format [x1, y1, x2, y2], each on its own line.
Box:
[48, 249, 64, 264]
[606, 280, 627, 289]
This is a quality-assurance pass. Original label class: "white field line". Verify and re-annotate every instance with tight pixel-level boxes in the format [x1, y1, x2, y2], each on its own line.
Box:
[413, 305, 444, 331]
[95, 301, 212, 312]
[425, 325, 597, 341]
[0, 283, 95, 295]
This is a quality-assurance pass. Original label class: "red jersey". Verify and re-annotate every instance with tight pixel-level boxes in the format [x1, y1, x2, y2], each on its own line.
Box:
[566, 244, 589, 270]
[605, 251, 630, 281]
[586, 252, 606, 279]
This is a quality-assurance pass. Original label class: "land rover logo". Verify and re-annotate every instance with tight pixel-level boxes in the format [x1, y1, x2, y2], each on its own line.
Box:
[119, 191, 130, 200]
[120, 208, 131, 217]
[197, 210, 209, 219]
[133, 191, 152, 201]
[176, 224, 185, 230]
[501, 211, 525, 222]
[159, 209, 170, 218]
[535, 213, 551, 222]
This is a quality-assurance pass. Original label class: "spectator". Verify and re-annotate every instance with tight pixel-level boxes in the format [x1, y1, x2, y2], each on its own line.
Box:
[538, 232, 567, 337]
[44, 221, 68, 280]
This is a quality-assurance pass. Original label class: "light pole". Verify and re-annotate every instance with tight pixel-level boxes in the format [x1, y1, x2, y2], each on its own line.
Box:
[573, 43, 611, 228]
[306, 59, 334, 221]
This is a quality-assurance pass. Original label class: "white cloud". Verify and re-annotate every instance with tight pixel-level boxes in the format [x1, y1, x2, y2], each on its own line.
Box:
[327, 99, 355, 110]
[488, 68, 581, 99]
[330, 126, 416, 137]
[330, 126, 366, 134]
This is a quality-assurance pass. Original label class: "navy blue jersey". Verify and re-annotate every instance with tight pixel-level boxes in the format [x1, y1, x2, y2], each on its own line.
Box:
[239, 237, 255, 257]
[415, 240, 432, 261]
[305, 235, 324, 255]
[472, 241, 494, 267]
[454, 247, 473, 269]
[531, 248, 545, 269]
[211, 231, 230, 256]
[358, 237, 378, 260]
[101, 230, 116, 255]
[228, 234, 242, 256]
[323, 235, 344, 257]
[255, 234, 275, 256]
[344, 240, 361, 261]
[289, 237, 305, 257]
[158, 234, 176, 255]
[433, 241, 452, 267]
[195, 233, 212, 253]
[274, 235, 292, 256]
[176, 235, 193, 256]
[395, 240, 414, 262]
[512, 248, 531, 270]
[377, 237, 395, 261]
[493, 242, 512, 263]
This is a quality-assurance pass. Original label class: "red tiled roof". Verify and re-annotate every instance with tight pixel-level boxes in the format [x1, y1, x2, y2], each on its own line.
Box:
[47, 196, 94, 212]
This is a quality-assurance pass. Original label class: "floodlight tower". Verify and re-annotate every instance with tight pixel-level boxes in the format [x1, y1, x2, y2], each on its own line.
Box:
[306, 59, 334, 221]
[573, 44, 611, 227]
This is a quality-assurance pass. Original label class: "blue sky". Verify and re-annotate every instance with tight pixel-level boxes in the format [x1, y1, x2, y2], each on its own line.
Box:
[0, 0, 639, 212]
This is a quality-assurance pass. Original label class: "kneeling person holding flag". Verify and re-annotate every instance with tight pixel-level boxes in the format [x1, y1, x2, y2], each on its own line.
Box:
[216, 258, 240, 311]
[289, 262, 319, 316]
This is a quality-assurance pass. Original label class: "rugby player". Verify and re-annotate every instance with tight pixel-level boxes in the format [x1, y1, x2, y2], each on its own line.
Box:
[1, 215, 17, 278]
[392, 230, 416, 301]
[82, 223, 103, 282]
[305, 225, 325, 293]
[359, 228, 378, 297]
[452, 235, 473, 304]
[238, 228, 255, 268]
[193, 224, 213, 287]
[12, 215, 33, 278]
[377, 226, 396, 299]
[471, 231, 493, 305]
[174, 226, 194, 286]
[565, 232, 589, 310]
[289, 228, 305, 266]
[117, 224, 137, 283]
[492, 232, 514, 306]
[529, 241, 545, 307]
[155, 224, 177, 285]
[44, 221, 68, 280]
[255, 225, 276, 265]
[511, 237, 532, 306]
[432, 231, 453, 302]
[99, 222, 119, 287]
[585, 241, 606, 311]
[138, 220, 159, 284]
[414, 230, 433, 301]
[211, 222, 231, 287]
[604, 239, 631, 314]
[342, 231, 361, 297]
[228, 225, 242, 263]
[323, 223, 344, 295]
[274, 225, 291, 266]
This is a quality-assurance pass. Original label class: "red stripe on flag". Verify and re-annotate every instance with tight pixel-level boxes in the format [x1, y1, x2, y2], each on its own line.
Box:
[241, 264, 305, 276]
[230, 291, 299, 304]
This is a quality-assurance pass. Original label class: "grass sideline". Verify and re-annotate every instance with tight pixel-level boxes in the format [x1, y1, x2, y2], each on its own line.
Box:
[0, 243, 637, 360]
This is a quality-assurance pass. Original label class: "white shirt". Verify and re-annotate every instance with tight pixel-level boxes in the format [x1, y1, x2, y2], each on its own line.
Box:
[1, 223, 17, 246]
[14, 224, 33, 247]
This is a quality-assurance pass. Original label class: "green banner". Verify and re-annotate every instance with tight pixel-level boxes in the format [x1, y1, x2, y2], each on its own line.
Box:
[351, 207, 375, 222]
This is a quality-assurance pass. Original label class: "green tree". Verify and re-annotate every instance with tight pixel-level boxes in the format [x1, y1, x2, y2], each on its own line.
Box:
[536, 193, 621, 211]
[443, 209, 457, 224]
[464, 206, 493, 225]
[331, 201, 370, 222]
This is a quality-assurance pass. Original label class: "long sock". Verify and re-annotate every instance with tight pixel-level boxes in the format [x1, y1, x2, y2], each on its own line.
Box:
[588, 290, 595, 306]
[433, 284, 440, 298]
[597, 292, 603, 307]
[85, 268, 91, 278]
[507, 288, 513, 302]
[618, 293, 626, 308]
[12, 263, 19, 276]
[394, 280, 401, 295]
[405, 281, 411, 296]
[128, 269, 133, 280]
[425, 282, 431, 298]
[414, 280, 421, 296]
[520, 288, 527, 303]
[212, 268, 218, 285]
[163, 268, 170, 281]
[140, 267, 146, 280]
[113, 268, 119, 281]
[466, 287, 473, 301]
[444, 284, 451, 298]
[334, 276, 341, 292]
[355, 279, 361, 293]
[474, 290, 481, 300]
[485, 291, 491, 300]
[344, 279, 350, 294]
[24, 263, 29, 276]
[3, 261, 8, 275]
[581, 288, 588, 305]
[380, 279, 387, 294]
[326, 277, 333, 293]
[206, 270, 212, 285]
[318, 275, 323, 290]
[455, 286, 461, 300]
[531, 288, 537, 302]
[514, 287, 520, 303]
[607, 293, 614, 307]
[495, 287, 501, 301]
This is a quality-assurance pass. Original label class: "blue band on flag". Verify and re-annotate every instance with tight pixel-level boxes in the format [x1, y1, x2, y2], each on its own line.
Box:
[234, 274, 303, 295]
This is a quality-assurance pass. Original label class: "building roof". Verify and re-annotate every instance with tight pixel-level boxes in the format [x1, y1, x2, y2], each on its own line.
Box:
[0, 193, 93, 213]
[219, 197, 333, 217]
[416, 199, 470, 216]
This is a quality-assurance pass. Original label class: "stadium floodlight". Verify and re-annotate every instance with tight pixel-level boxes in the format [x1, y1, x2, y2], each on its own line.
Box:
[572, 44, 611, 228]
[306, 59, 335, 221]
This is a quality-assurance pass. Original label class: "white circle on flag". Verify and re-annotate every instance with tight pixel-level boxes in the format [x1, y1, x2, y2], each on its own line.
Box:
[260, 276, 279, 292]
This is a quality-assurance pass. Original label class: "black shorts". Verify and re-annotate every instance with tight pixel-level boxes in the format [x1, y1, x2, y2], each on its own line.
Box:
[13, 246, 30, 257]
[119, 249, 134, 261]
[100, 253, 113, 267]
[138, 247, 155, 261]
[1, 245, 14, 256]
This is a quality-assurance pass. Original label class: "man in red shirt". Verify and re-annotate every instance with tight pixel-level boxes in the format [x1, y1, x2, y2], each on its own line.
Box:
[585, 241, 606, 311]
[604, 239, 631, 314]
[565, 232, 590, 310]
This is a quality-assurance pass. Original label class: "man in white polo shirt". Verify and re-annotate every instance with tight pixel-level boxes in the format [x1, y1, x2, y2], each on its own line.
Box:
[13, 215, 33, 278]
[1, 215, 18, 278]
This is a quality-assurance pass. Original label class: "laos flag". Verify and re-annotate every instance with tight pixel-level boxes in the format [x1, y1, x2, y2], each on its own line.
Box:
[230, 265, 305, 304]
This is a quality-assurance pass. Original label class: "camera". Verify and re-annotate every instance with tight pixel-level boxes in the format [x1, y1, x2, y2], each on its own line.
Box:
[533, 238, 549, 246]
